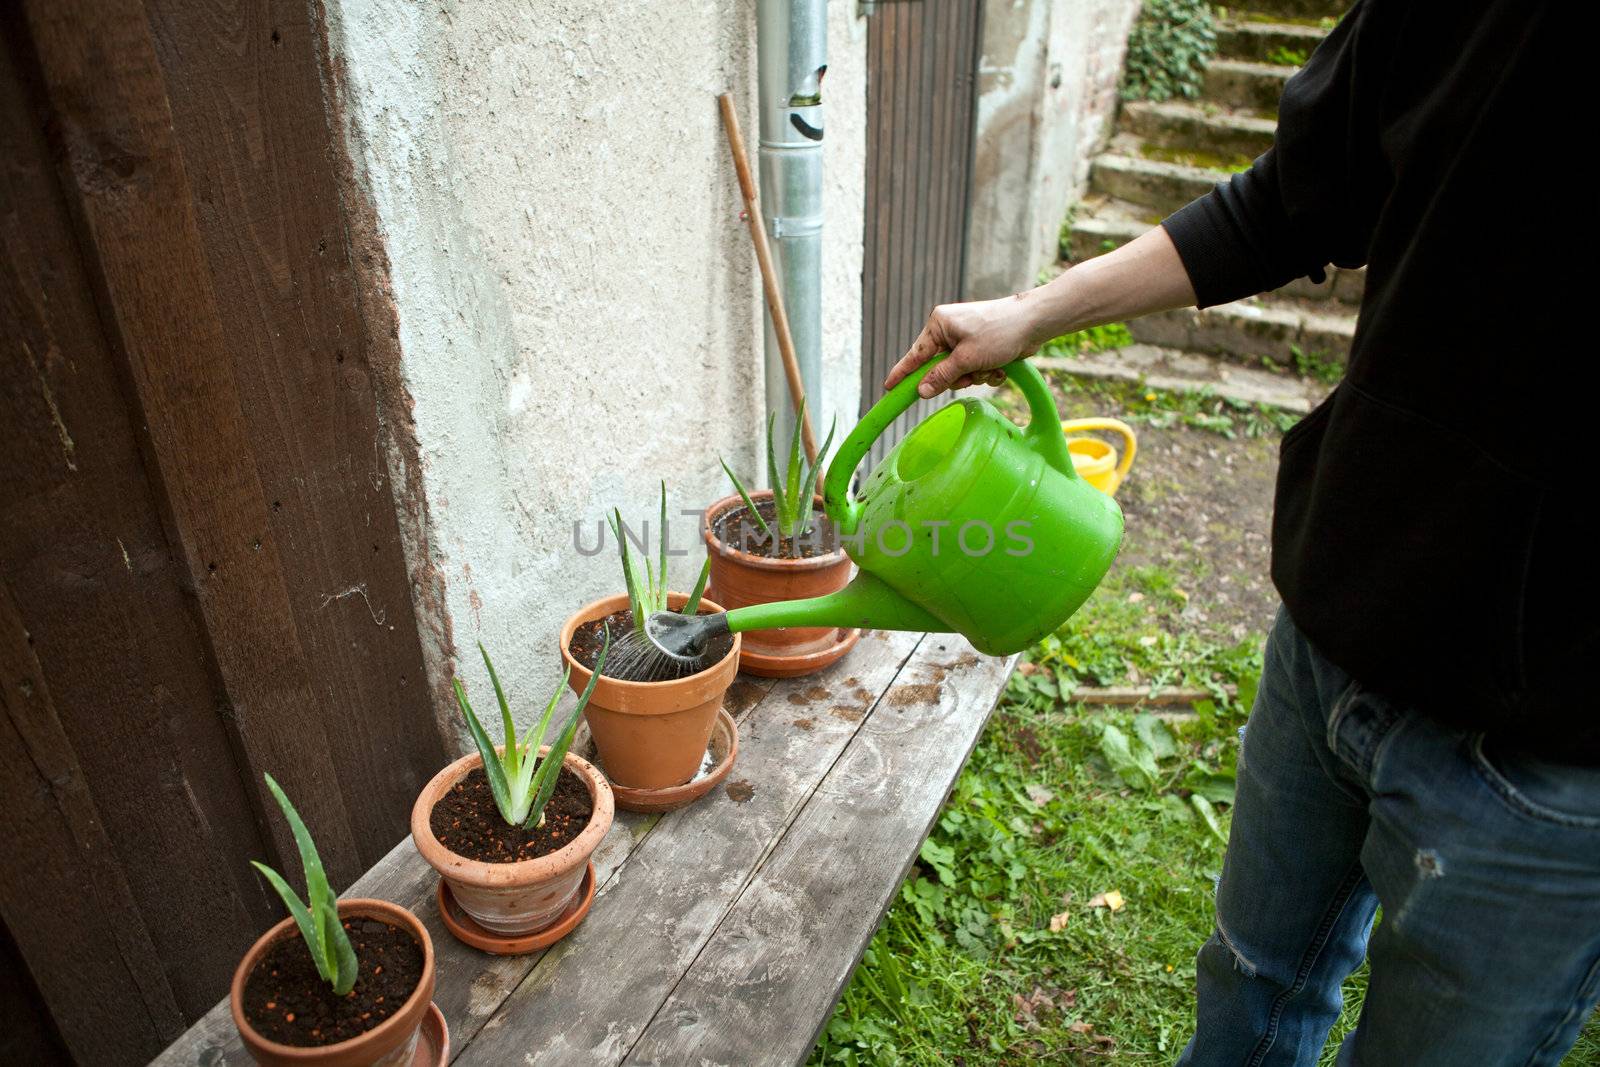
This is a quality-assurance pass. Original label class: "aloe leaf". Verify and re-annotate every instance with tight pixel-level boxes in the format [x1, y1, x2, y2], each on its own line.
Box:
[611, 509, 648, 630]
[721, 458, 774, 542]
[656, 482, 668, 614]
[682, 556, 712, 616]
[524, 680, 562, 769]
[262, 774, 339, 929]
[765, 412, 782, 518]
[527, 634, 607, 827]
[784, 400, 807, 534]
[455, 677, 516, 824]
[479, 643, 518, 782]
[315, 890, 359, 995]
[795, 415, 838, 542]
[511, 677, 565, 822]
[250, 861, 328, 982]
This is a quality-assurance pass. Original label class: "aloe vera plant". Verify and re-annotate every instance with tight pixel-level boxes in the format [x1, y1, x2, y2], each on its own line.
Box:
[455, 637, 608, 827]
[719, 398, 836, 550]
[250, 774, 359, 995]
[609, 481, 712, 632]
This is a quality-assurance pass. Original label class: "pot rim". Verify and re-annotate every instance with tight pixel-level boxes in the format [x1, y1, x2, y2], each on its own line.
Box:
[410, 748, 614, 888]
[701, 491, 848, 571]
[558, 592, 741, 697]
[230, 898, 434, 1062]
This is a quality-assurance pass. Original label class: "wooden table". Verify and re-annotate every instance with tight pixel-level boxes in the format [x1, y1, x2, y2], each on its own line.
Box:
[153, 631, 1014, 1066]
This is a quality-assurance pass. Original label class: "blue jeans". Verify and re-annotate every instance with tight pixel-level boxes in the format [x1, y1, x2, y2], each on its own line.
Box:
[1180, 608, 1600, 1066]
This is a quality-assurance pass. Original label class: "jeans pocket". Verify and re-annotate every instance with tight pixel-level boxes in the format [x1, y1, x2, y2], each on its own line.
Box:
[1325, 679, 1406, 785]
[1470, 735, 1600, 829]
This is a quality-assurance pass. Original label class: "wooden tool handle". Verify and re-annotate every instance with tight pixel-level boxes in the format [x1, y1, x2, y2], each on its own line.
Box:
[717, 93, 820, 467]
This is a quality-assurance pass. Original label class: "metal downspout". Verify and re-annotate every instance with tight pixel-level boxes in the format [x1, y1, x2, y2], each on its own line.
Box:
[756, 0, 827, 457]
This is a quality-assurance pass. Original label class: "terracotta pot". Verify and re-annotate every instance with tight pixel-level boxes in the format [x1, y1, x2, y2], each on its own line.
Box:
[703, 491, 855, 665]
[411, 749, 613, 936]
[231, 898, 436, 1067]
[559, 592, 740, 790]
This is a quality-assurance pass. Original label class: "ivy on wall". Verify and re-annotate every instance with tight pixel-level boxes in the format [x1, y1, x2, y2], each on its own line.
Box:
[1120, 0, 1218, 102]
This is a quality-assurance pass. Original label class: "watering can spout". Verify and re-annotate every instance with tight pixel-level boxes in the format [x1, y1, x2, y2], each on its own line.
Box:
[724, 571, 950, 636]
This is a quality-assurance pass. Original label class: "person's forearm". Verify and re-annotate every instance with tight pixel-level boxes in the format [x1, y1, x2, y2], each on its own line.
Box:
[884, 224, 1200, 397]
[1016, 226, 1197, 345]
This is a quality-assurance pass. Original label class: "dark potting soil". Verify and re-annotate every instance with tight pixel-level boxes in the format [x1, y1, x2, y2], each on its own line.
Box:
[429, 765, 594, 863]
[712, 499, 840, 560]
[242, 919, 423, 1047]
[571, 607, 735, 679]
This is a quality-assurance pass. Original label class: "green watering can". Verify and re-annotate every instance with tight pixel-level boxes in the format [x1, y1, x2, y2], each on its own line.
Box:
[644, 356, 1124, 662]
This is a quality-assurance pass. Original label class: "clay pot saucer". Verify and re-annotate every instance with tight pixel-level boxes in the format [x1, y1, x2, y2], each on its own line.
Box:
[412, 1003, 449, 1067]
[436, 861, 596, 956]
[607, 708, 738, 814]
[738, 627, 862, 679]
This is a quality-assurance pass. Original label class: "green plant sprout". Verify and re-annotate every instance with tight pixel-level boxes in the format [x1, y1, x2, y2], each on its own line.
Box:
[609, 481, 712, 632]
[250, 774, 359, 996]
[1265, 44, 1309, 66]
[454, 637, 608, 827]
[719, 398, 837, 551]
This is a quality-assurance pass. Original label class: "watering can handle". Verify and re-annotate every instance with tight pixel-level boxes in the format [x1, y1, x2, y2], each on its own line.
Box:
[1062, 417, 1138, 487]
[824, 354, 1077, 535]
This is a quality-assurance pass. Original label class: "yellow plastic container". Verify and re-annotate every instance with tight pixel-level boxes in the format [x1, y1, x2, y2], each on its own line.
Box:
[1062, 417, 1137, 496]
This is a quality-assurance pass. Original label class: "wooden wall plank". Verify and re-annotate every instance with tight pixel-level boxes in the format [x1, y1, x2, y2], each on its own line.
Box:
[624, 640, 1014, 1066]
[0, 583, 186, 1064]
[0, 12, 279, 1030]
[858, 1, 985, 470]
[0, 921, 71, 1066]
[15, 0, 363, 879]
[144, 0, 448, 865]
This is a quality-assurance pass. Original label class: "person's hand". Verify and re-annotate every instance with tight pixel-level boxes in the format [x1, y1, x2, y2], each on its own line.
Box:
[883, 294, 1046, 399]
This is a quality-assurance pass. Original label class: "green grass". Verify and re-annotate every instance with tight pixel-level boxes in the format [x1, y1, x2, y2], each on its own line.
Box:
[810, 562, 1600, 1065]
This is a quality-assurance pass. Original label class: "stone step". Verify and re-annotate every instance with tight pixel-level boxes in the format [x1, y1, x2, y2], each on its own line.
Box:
[1089, 154, 1222, 216]
[1202, 60, 1292, 113]
[1119, 100, 1276, 161]
[1127, 297, 1355, 369]
[1065, 205, 1364, 306]
[1217, 19, 1327, 64]
[1035, 344, 1331, 413]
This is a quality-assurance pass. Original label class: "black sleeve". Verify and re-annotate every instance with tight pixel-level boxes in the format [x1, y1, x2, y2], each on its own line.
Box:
[1161, 0, 1386, 308]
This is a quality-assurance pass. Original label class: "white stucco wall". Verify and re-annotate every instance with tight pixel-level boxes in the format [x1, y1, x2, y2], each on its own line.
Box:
[966, 0, 1140, 297]
[324, 1, 867, 744]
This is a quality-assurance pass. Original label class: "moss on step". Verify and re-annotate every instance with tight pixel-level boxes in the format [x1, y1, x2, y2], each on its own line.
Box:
[1139, 142, 1254, 173]
[1219, 8, 1338, 30]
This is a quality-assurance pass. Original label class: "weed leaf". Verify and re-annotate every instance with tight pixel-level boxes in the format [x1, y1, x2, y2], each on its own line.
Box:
[1099, 724, 1159, 790]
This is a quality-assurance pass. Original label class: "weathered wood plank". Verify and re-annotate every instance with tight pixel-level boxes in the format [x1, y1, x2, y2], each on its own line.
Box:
[451, 630, 926, 1067]
[0, 9, 277, 1041]
[144, 0, 451, 866]
[625, 639, 1014, 1066]
[0, 583, 186, 1064]
[150, 675, 780, 1066]
[20, 0, 366, 879]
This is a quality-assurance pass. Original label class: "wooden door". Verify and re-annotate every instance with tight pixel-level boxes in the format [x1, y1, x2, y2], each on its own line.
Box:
[0, 2, 450, 1062]
[859, 0, 985, 467]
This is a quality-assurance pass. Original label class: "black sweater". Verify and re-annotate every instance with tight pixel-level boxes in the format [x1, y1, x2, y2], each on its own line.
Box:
[1162, 1, 1595, 763]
